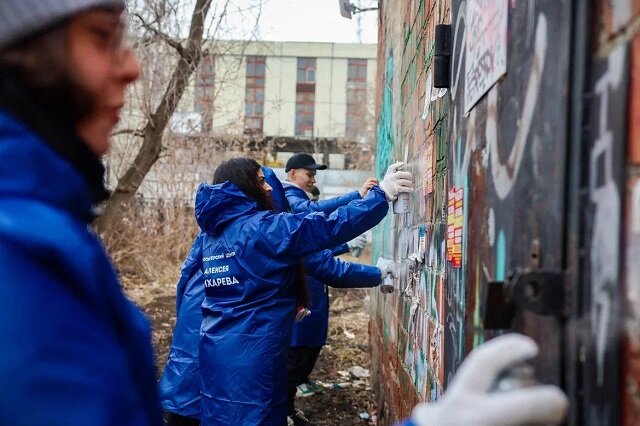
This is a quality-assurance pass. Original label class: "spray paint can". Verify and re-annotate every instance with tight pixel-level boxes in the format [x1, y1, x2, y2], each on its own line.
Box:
[393, 192, 410, 214]
[380, 272, 394, 294]
[351, 246, 362, 258]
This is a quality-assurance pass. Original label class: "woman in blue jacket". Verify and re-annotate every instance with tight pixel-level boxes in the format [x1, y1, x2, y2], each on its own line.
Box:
[159, 167, 391, 425]
[0, 1, 162, 425]
[195, 158, 411, 425]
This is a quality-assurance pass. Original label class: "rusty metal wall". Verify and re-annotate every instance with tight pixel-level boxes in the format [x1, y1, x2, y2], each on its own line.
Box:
[591, 1, 640, 425]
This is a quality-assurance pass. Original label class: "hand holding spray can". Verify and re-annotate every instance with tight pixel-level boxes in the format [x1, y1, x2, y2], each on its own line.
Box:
[380, 271, 394, 293]
[376, 258, 396, 294]
[490, 363, 537, 392]
[391, 162, 411, 214]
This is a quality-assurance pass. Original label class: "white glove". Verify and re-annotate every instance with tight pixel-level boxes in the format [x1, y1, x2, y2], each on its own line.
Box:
[378, 162, 413, 201]
[410, 334, 568, 426]
[347, 234, 367, 253]
[376, 258, 396, 279]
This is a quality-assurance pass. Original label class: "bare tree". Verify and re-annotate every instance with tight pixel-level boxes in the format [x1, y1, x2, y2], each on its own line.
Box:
[96, 0, 263, 234]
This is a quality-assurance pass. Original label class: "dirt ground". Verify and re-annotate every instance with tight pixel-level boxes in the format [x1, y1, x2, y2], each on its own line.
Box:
[129, 279, 378, 426]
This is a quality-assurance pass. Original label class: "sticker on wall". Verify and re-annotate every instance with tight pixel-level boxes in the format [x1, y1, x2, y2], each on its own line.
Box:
[421, 69, 448, 121]
[423, 140, 434, 195]
[464, 0, 508, 113]
[418, 226, 427, 260]
[447, 187, 464, 268]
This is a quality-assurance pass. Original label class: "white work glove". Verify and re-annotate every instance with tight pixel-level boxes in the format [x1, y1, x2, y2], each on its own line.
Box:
[378, 162, 413, 201]
[410, 334, 568, 426]
[376, 258, 396, 279]
[347, 234, 367, 253]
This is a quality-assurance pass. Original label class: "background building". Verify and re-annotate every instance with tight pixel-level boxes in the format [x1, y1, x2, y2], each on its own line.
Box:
[173, 41, 377, 168]
[110, 41, 378, 202]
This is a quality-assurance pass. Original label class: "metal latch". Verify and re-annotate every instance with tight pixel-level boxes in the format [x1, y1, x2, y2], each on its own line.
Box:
[484, 268, 565, 329]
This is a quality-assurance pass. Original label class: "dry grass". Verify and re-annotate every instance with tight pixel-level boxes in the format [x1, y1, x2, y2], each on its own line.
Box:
[102, 200, 199, 367]
[104, 199, 198, 303]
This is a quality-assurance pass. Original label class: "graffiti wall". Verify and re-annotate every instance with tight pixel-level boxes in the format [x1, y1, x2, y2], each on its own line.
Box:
[370, 2, 450, 422]
[371, 0, 640, 424]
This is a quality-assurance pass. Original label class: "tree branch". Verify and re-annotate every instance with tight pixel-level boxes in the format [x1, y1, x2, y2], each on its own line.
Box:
[133, 12, 185, 57]
[112, 128, 144, 137]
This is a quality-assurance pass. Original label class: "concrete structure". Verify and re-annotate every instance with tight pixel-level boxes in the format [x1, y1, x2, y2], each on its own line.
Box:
[184, 41, 377, 147]
[370, 1, 640, 425]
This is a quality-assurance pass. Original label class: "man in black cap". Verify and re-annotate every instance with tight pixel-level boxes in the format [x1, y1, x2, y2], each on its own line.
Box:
[283, 152, 376, 424]
[283, 152, 377, 213]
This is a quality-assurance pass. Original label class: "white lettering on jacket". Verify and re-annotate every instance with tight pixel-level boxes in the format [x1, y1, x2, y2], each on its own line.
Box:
[203, 265, 230, 275]
[204, 277, 240, 287]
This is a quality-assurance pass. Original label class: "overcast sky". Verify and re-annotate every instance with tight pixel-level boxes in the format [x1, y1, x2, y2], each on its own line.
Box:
[135, 0, 378, 44]
[257, 0, 378, 44]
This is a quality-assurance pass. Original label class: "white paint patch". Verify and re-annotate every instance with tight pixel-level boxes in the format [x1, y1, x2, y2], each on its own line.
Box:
[488, 208, 496, 246]
[431, 88, 448, 101]
[632, 180, 640, 234]
[590, 43, 625, 385]
[421, 69, 433, 120]
[610, 0, 632, 33]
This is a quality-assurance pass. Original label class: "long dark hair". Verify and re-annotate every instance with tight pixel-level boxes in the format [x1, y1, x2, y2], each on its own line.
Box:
[213, 157, 308, 307]
[213, 158, 273, 211]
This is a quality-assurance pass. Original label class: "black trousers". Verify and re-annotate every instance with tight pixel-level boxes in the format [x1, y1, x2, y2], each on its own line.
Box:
[165, 412, 200, 426]
[286, 346, 322, 415]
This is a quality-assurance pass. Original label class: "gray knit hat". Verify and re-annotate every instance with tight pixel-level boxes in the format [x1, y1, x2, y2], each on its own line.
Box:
[0, 0, 125, 49]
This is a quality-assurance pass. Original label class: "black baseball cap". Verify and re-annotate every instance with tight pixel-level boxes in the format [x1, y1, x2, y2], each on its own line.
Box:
[285, 153, 327, 172]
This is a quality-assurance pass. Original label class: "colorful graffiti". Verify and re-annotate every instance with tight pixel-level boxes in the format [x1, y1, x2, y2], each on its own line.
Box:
[371, 1, 573, 423]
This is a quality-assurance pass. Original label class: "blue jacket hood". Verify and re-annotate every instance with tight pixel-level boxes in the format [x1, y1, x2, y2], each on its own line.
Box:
[194, 181, 260, 235]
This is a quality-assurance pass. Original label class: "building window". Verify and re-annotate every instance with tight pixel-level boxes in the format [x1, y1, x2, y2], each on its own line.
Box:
[195, 55, 215, 132]
[346, 59, 367, 141]
[297, 58, 316, 83]
[296, 58, 316, 137]
[244, 56, 266, 134]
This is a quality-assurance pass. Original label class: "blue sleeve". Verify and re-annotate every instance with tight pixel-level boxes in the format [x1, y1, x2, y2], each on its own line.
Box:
[262, 167, 290, 213]
[288, 190, 361, 214]
[331, 243, 349, 256]
[395, 420, 418, 426]
[0, 243, 158, 426]
[256, 186, 388, 259]
[304, 249, 381, 288]
[176, 233, 203, 317]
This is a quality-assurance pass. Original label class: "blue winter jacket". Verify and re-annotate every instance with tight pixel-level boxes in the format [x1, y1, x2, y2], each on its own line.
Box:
[282, 182, 360, 256]
[158, 238, 382, 419]
[284, 183, 376, 347]
[281, 182, 361, 214]
[0, 110, 162, 425]
[194, 181, 388, 425]
[158, 169, 381, 418]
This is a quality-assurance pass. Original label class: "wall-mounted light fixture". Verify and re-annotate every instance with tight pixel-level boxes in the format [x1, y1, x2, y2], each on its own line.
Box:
[338, 0, 379, 19]
[433, 24, 452, 88]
